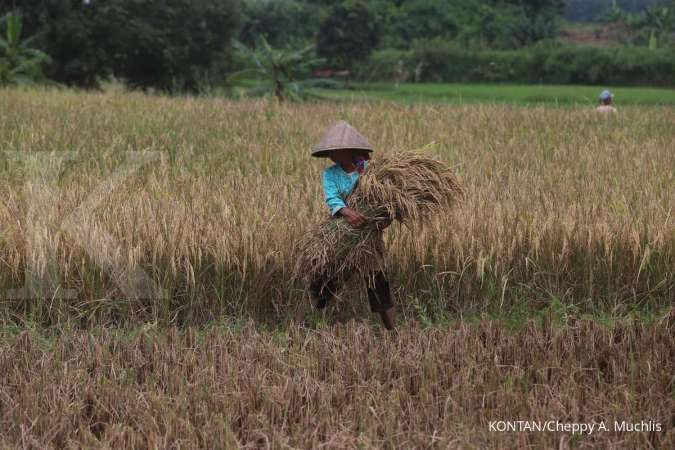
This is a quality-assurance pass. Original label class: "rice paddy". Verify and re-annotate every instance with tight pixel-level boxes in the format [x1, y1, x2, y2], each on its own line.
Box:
[0, 87, 673, 448]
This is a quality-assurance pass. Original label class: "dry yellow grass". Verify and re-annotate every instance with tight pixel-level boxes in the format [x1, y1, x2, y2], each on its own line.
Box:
[1, 317, 673, 448]
[0, 88, 672, 324]
[0, 88, 673, 448]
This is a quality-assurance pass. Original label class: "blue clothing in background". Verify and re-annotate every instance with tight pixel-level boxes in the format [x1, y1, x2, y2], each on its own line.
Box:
[322, 161, 368, 216]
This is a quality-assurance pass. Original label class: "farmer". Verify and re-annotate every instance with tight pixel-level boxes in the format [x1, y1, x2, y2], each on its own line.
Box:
[309, 121, 396, 330]
[596, 89, 617, 113]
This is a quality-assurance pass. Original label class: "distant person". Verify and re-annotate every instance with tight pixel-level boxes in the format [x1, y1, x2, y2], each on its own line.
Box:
[596, 90, 617, 113]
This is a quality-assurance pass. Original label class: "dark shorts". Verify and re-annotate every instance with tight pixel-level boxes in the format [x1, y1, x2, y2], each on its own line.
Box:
[310, 271, 393, 313]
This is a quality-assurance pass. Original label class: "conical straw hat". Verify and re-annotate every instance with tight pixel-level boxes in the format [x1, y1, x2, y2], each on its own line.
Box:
[311, 121, 374, 157]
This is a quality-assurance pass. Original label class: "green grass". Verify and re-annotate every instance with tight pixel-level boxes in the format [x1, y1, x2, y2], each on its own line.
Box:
[321, 82, 675, 106]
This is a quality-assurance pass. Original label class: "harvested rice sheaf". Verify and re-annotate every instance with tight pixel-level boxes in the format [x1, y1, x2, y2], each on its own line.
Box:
[295, 150, 464, 294]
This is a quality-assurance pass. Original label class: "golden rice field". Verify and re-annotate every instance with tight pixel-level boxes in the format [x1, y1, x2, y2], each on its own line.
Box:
[0, 88, 672, 324]
[0, 88, 673, 448]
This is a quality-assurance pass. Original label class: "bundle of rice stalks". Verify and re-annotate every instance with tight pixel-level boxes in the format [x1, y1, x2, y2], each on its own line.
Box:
[294, 150, 464, 296]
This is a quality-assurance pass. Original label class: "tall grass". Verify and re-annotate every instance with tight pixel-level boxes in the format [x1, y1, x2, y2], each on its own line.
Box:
[0, 88, 672, 325]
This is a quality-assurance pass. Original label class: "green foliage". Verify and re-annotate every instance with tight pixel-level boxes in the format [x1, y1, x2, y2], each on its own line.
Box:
[317, 0, 380, 68]
[228, 37, 331, 101]
[2, 0, 241, 91]
[565, 0, 670, 22]
[10, 0, 112, 87]
[2, 0, 114, 87]
[459, 4, 535, 48]
[239, 0, 322, 49]
[359, 40, 675, 86]
[370, 0, 563, 49]
[595, 1, 675, 47]
[94, 0, 241, 92]
[1, 0, 669, 89]
[352, 48, 411, 81]
[625, 3, 675, 47]
[378, 0, 460, 48]
[0, 12, 50, 86]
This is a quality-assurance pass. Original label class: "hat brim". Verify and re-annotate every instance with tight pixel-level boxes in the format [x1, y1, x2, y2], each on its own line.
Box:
[311, 147, 373, 158]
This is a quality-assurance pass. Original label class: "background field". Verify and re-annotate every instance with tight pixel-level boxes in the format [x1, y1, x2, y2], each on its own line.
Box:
[0, 88, 673, 447]
[323, 82, 675, 106]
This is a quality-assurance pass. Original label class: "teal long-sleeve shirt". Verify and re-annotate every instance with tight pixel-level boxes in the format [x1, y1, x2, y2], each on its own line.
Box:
[322, 162, 368, 216]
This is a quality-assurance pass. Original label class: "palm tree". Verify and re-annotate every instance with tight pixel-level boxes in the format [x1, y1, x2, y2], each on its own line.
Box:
[0, 12, 51, 86]
[642, 5, 674, 49]
[228, 37, 336, 102]
[620, 3, 674, 49]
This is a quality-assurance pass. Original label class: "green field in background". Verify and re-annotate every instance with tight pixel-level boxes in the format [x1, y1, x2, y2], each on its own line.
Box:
[321, 82, 675, 106]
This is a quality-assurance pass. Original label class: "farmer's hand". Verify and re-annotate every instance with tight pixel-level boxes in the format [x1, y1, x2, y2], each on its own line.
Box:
[374, 217, 392, 231]
[339, 207, 366, 228]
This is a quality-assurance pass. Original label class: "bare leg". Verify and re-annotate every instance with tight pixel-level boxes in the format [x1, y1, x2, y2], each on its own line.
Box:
[366, 271, 395, 330]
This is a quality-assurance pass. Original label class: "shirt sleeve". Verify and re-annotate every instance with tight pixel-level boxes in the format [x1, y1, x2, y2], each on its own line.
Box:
[322, 170, 346, 216]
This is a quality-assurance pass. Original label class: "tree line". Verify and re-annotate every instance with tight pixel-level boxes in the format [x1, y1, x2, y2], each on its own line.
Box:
[0, 0, 240, 90]
[0, 0, 673, 91]
[565, 0, 669, 21]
